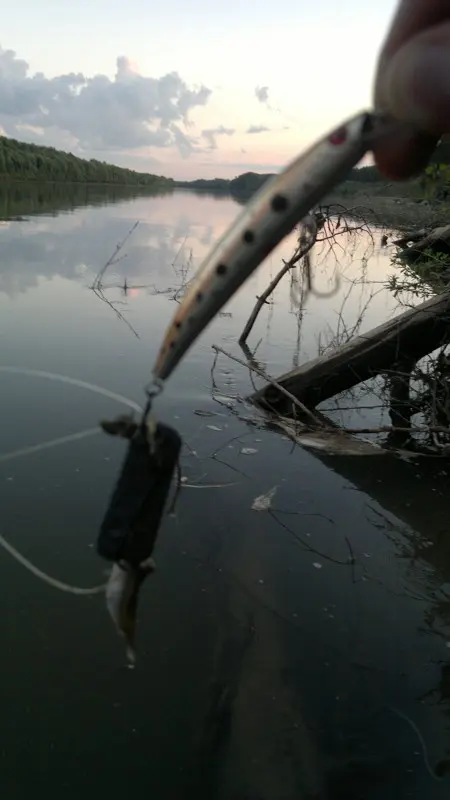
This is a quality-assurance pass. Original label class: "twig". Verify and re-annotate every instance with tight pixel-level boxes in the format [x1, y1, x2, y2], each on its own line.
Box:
[90, 221, 141, 337]
[343, 424, 450, 435]
[211, 344, 324, 428]
[91, 285, 140, 338]
[239, 215, 318, 345]
[92, 221, 139, 289]
[182, 481, 240, 489]
[269, 510, 353, 566]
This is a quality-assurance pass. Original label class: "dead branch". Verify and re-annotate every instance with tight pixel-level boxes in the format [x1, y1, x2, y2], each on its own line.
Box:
[211, 344, 325, 428]
[90, 220, 141, 337]
[239, 215, 318, 346]
[92, 221, 139, 290]
[342, 425, 450, 435]
[396, 223, 450, 259]
[251, 289, 450, 413]
[91, 285, 140, 339]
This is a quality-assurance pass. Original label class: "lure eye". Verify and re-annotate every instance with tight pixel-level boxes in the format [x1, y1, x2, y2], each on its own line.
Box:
[329, 127, 347, 145]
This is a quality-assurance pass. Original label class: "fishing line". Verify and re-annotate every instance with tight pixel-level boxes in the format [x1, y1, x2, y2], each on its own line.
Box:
[0, 532, 105, 595]
[0, 427, 101, 464]
[386, 704, 444, 782]
[0, 366, 143, 595]
[0, 366, 143, 413]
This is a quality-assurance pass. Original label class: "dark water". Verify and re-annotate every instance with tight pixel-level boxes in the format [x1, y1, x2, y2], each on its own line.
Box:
[0, 184, 449, 799]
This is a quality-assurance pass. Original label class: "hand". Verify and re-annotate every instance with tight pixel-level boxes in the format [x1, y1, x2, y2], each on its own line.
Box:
[373, 0, 450, 179]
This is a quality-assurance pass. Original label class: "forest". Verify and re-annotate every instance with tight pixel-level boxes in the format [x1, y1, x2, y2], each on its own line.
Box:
[175, 166, 395, 199]
[177, 136, 450, 198]
[2, 131, 450, 198]
[0, 135, 174, 187]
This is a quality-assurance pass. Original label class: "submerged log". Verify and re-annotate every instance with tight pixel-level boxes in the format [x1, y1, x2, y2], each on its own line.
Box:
[397, 222, 450, 260]
[392, 227, 431, 247]
[250, 291, 450, 413]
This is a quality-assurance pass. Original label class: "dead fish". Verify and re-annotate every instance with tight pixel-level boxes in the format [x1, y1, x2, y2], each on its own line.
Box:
[97, 416, 182, 665]
[152, 111, 415, 383]
[105, 558, 155, 667]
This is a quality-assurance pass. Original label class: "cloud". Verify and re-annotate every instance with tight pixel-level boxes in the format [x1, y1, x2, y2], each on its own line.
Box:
[255, 85, 269, 105]
[246, 125, 270, 134]
[201, 125, 235, 150]
[0, 46, 212, 158]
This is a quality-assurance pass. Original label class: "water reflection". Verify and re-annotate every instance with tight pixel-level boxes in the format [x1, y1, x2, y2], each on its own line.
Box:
[0, 180, 175, 222]
[0, 185, 449, 798]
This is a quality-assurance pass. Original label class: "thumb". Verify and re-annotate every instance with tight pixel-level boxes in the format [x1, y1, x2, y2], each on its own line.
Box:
[376, 23, 450, 134]
[372, 27, 450, 179]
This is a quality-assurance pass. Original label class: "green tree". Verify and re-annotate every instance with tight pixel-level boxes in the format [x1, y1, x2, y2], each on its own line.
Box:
[0, 134, 174, 188]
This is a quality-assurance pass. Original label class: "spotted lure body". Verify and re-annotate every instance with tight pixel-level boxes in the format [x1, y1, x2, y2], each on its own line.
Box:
[153, 110, 406, 383]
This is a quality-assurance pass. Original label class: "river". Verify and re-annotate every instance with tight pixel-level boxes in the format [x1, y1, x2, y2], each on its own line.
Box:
[0, 184, 449, 799]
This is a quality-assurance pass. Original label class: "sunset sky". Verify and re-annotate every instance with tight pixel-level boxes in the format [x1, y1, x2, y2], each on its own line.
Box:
[0, 0, 400, 179]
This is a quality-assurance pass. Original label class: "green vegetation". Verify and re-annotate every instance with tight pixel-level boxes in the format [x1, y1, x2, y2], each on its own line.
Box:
[0, 135, 174, 188]
[388, 247, 450, 299]
[176, 171, 273, 199]
[177, 166, 386, 199]
[3, 129, 450, 229]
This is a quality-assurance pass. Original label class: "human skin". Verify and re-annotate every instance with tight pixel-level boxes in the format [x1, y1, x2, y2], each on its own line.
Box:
[373, 0, 450, 180]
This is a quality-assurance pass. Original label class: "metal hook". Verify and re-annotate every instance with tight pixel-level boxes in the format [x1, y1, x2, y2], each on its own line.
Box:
[140, 378, 164, 449]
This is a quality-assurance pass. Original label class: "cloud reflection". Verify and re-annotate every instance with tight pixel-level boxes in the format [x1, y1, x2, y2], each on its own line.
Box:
[0, 185, 239, 298]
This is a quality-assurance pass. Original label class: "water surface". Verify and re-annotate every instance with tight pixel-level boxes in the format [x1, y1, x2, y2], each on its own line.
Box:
[0, 184, 449, 799]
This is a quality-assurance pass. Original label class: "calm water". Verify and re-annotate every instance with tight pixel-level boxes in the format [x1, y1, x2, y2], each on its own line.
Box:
[0, 185, 449, 799]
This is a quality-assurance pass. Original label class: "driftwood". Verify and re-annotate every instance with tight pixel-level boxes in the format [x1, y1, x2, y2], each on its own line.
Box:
[392, 228, 431, 248]
[396, 223, 450, 260]
[250, 290, 450, 413]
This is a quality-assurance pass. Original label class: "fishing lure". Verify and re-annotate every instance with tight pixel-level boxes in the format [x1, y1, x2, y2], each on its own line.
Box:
[152, 110, 414, 383]
[95, 110, 413, 665]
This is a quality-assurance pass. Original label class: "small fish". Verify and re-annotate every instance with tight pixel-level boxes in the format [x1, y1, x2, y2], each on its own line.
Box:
[152, 111, 415, 383]
[97, 416, 181, 665]
[105, 558, 155, 667]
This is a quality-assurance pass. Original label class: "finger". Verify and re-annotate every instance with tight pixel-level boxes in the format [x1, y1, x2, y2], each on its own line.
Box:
[373, 128, 438, 180]
[373, 129, 438, 180]
[374, 18, 450, 178]
[378, 0, 450, 63]
[376, 19, 450, 130]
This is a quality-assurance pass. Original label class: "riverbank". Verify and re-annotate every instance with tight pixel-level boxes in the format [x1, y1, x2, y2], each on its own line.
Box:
[177, 175, 450, 231]
[326, 185, 450, 230]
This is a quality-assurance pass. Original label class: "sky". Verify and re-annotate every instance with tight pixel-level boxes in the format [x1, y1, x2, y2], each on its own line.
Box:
[0, 0, 400, 180]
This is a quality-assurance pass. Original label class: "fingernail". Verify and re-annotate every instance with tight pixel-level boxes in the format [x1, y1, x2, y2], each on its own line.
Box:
[384, 44, 450, 133]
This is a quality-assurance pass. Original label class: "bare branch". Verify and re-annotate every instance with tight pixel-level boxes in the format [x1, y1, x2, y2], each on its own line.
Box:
[211, 344, 325, 428]
[239, 215, 318, 345]
[92, 221, 139, 290]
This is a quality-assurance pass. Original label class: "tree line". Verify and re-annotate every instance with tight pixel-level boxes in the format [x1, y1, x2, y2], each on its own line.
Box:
[0, 135, 174, 187]
[178, 137, 450, 198]
[2, 129, 450, 194]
